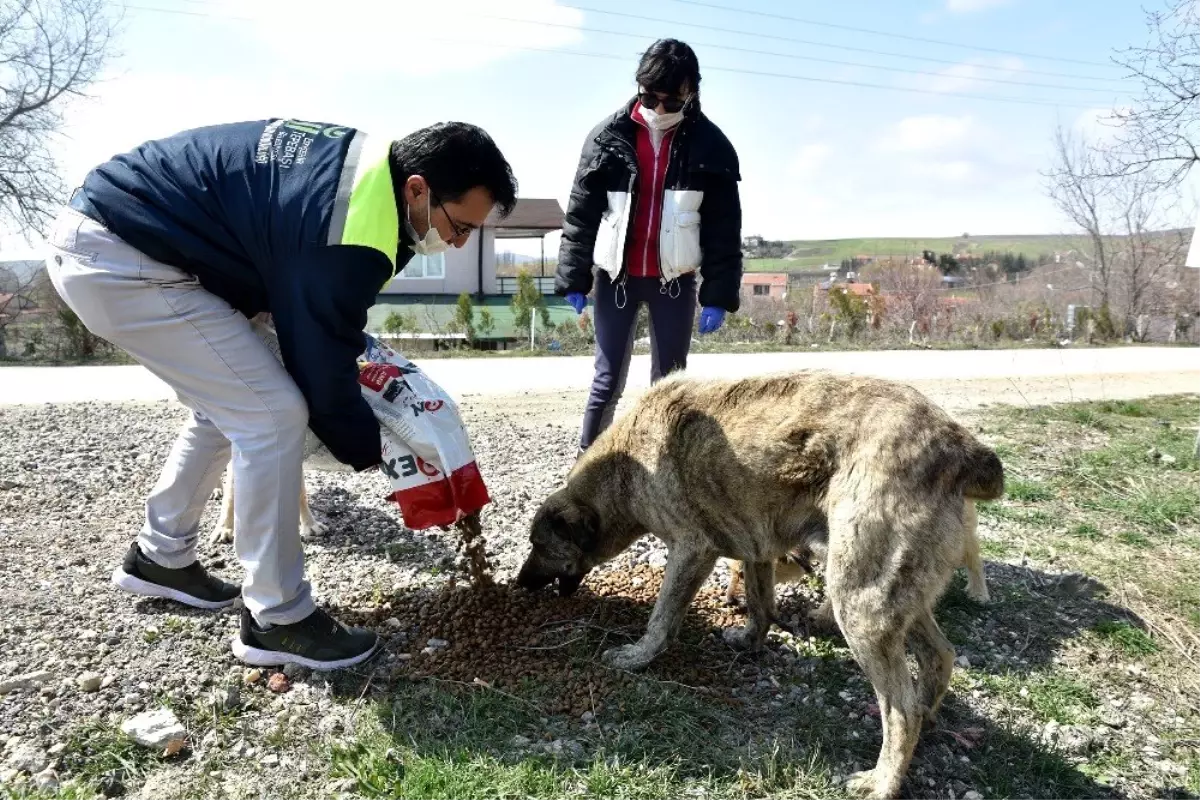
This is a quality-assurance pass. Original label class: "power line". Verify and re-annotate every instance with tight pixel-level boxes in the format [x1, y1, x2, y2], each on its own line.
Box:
[120, 3, 1095, 108]
[661, 0, 1120, 69]
[559, 4, 1129, 83]
[137, 0, 1129, 84]
[479, 13, 1125, 94]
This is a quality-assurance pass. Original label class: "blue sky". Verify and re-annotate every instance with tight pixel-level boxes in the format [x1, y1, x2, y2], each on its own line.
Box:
[7, 0, 1195, 258]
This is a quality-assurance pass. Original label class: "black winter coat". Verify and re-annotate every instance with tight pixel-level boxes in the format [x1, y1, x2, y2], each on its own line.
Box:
[555, 98, 744, 313]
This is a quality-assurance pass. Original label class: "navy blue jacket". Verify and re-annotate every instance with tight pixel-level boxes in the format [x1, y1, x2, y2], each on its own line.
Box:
[77, 119, 412, 471]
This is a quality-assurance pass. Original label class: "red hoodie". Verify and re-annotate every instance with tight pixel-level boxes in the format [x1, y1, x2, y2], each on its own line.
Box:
[623, 102, 677, 279]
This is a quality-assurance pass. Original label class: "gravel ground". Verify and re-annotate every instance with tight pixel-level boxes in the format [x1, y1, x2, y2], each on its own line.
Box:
[0, 392, 688, 795]
[1, 385, 1196, 799]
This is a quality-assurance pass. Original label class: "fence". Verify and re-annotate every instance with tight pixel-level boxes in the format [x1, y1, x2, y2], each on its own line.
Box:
[496, 276, 556, 295]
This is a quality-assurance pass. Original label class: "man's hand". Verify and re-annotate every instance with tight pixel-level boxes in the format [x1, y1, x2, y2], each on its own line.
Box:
[698, 307, 726, 334]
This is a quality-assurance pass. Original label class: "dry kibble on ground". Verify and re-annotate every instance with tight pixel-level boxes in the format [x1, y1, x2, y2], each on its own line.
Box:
[344, 563, 794, 717]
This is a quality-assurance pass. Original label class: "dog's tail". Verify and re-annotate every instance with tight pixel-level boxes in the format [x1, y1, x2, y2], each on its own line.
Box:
[962, 442, 1005, 501]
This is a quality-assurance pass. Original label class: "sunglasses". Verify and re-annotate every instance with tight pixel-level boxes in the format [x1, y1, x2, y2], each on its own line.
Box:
[638, 91, 687, 114]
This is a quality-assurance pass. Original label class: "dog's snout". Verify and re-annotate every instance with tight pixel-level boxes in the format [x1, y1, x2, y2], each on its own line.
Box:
[555, 573, 585, 597]
[516, 562, 553, 592]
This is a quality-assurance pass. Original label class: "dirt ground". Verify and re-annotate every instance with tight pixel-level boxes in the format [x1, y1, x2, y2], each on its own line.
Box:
[1, 371, 1197, 800]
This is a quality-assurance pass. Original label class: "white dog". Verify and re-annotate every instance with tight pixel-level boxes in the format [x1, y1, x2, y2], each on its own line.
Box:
[209, 467, 325, 544]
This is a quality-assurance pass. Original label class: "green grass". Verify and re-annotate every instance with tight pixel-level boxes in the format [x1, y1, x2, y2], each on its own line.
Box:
[1067, 522, 1103, 541]
[742, 233, 1086, 270]
[1096, 400, 1151, 417]
[1091, 620, 1160, 656]
[980, 539, 1014, 558]
[0, 786, 99, 800]
[972, 672, 1100, 726]
[47, 718, 175, 798]
[1005, 478, 1055, 503]
[325, 682, 843, 800]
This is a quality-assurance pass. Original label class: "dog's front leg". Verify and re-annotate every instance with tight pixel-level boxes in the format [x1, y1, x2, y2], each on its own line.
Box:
[602, 545, 717, 671]
[723, 560, 776, 651]
[298, 479, 325, 539]
[209, 469, 235, 545]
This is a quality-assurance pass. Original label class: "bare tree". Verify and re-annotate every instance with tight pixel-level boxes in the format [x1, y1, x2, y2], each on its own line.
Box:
[1109, 171, 1192, 336]
[0, 262, 44, 357]
[1104, 0, 1199, 189]
[1046, 125, 1114, 310]
[0, 0, 116, 233]
[1047, 124, 1195, 339]
[862, 261, 941, 334]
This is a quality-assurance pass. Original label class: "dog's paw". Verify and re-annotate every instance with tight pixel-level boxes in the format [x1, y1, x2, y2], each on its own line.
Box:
[721, 625, 761, 651]
[209, 524, 234, 545]
[966, 582, 991, 604]
[300, 517, 327, 540]
[600, 644, 655, 672]
[846, 768, 893, 799]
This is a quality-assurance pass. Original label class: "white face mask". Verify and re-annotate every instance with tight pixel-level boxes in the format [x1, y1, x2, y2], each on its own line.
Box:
[638, 102, 686, 132]
[405, 190, 450, 256]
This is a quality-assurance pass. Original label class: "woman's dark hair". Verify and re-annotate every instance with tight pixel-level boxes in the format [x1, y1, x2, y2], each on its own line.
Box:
[390, 122, 518, 218]
[635, 38, 701, 97]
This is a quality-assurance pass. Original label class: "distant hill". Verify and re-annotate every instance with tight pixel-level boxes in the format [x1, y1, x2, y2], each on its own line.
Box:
[744, 230, 1195, 272]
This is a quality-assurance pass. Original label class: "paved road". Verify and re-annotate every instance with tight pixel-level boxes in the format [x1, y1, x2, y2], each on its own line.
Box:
[1, 346, 1196, 407]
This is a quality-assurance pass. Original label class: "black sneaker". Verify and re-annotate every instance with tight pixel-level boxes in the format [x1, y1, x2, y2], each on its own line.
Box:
[231, 607, 379, 669]
[111, 542, 239, 610]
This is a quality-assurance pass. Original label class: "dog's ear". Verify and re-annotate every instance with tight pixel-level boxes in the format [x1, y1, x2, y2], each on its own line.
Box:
[531, 499, 599, 553]
[567, 502, 600, 554]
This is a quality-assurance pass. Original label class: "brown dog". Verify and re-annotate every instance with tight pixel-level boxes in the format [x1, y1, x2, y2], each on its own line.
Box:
[517, 370, 1004, 799]
[723, 500, 991, 621]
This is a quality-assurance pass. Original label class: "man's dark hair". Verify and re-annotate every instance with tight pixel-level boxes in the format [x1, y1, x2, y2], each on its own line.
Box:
[635, 39, 701, 97]
[390, 122, 518, 218]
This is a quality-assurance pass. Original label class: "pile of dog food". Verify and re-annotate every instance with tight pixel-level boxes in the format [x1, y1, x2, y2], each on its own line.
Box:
[348, 563, 813, 716]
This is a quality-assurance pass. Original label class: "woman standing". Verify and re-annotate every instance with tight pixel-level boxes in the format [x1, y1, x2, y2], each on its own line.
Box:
[556, 38, 744, 454]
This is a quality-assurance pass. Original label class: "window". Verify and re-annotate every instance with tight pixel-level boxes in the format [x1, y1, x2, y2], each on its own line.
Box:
[752, 284, 770, 296]
[399, 252, 445, 279]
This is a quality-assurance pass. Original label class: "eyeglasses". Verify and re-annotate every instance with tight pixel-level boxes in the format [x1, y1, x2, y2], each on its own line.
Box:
[638, 90, 687, 114]
[429, 187, 472, 240]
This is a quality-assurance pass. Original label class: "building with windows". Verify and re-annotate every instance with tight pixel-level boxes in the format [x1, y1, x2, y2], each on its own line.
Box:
[368, 198, 574, 348]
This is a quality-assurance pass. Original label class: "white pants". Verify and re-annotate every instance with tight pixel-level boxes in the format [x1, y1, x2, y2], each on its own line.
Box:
[44, 206, 316, 625]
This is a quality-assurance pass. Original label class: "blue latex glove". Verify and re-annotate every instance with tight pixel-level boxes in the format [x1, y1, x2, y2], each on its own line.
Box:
[698, 307, 726, 334]
[566, 292, 587, 314]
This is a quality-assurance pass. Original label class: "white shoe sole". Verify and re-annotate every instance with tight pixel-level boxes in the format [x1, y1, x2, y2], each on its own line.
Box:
[111, 567, 237, 611]
[230, 636, 380, 670]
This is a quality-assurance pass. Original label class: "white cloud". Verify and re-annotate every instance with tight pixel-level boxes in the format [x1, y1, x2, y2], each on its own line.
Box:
[921, 57, 1025, 94]
[925, 160, 977, 183]
[194, 0, 585, 76]
[875, 115, 978, 153]
[945, 0, 1012, 12]
[787, 143, 832, 177]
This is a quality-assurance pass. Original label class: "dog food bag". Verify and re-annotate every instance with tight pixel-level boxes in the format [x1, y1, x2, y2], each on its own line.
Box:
[356, 333, 491, 530]
[250, 318, 491, 529]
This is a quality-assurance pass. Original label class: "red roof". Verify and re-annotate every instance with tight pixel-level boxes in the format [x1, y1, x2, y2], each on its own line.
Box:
[743, 273, 788, 286]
